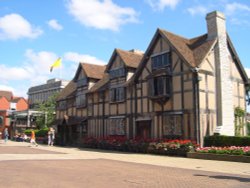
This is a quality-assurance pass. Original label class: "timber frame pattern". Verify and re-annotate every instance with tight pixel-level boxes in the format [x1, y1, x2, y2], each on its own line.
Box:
[55, 11, 249, 146]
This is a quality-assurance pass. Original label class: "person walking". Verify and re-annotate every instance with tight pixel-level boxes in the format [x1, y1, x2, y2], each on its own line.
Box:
[48, 128, 52, 146]
[30, 130, 38, 147]
[48, 127, 55, 146]
[4, 128, 9, 143]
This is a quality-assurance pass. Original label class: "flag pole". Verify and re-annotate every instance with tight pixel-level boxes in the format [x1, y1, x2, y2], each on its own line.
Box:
[59, 63, 62, 79]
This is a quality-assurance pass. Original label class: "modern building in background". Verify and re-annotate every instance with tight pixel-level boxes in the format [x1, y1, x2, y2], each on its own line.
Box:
[28, 78, 69, 109]
[55, 11, 249, 146]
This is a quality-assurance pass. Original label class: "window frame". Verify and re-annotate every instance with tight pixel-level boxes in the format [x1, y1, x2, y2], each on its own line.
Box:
[148, 76, 172, 99]
[109, 87, 126, 103]
[151, 52, 171, 70]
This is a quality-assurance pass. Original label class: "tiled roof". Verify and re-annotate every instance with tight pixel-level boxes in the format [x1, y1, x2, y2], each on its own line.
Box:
[11, 97, 21, 103]
[88, 73, 109, 93]
[0, 90, 13, 101]
[116, 49, 143, 68]
[159, 29, 216, 67]
[80, 63, 106, 80]
[57, 81, 77, 101]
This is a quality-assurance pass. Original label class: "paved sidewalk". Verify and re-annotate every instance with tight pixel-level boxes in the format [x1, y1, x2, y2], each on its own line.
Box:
[1, 140, 250, 176]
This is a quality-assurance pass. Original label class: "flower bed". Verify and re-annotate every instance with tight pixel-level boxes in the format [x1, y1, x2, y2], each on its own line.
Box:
[196, 146, 250, 156]
[82, 136, 196, 156]
[187, 146, 250, 163]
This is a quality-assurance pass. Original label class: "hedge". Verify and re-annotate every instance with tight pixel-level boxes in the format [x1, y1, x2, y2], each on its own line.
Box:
[204, 135, 250, 147]
[24, 128, 49, 137]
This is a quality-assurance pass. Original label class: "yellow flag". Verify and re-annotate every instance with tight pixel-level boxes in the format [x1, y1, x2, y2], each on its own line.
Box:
[50, 57, 62, 72]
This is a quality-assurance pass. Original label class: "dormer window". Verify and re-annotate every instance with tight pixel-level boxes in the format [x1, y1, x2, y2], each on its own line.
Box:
[109, 67, 126, 79]
[151, 52, 171, 70]
[77, 78, 88, 87]
[76, 90, 86, 108]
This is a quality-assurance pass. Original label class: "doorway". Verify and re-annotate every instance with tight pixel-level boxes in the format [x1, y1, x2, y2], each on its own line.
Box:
[136, 120, 151, 139]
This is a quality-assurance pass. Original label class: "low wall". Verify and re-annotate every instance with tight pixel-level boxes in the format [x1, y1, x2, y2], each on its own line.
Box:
[187, 152, 250, 163]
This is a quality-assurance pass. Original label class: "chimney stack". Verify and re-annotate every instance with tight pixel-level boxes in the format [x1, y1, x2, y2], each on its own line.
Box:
[206, 11, 234, 136]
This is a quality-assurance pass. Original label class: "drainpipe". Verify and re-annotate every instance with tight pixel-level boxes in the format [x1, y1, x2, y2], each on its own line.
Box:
[191, 67, 201, 145]
[102, 91, 105, 138]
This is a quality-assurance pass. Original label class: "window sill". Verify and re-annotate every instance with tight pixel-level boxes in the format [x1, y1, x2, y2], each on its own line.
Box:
[76, 105, 87, 109]
[109, 100, 125, 104]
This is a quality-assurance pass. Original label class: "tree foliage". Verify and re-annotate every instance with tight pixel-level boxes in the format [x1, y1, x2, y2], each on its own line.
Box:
[234, 107, 245, 136]
[35, 93, 58, 129]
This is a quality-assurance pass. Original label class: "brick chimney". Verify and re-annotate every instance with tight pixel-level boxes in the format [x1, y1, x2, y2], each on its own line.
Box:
[206, 11, 234, 135]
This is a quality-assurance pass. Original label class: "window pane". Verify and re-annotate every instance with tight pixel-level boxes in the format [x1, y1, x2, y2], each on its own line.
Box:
[157, 77, 164, 95]
[165, 77, 171, 94]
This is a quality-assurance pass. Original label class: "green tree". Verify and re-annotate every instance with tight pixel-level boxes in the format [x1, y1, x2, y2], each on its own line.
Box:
[35, 93, 58, 129]
[234, 107, 245, 136]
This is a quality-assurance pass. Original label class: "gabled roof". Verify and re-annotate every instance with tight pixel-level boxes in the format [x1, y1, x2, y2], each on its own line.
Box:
[159, 29, 216, 67]
[0, 90, 13, 101]
[11, 97, 22, 103]
[57, 81, 77, 101]
[106, 49, 143, 71]
[73, 62, 106, 81]
[227, 35, 249, 85]
[132, 28, 217, 82]
[88, 73, 109, 93]
[116, 49, 143, 68]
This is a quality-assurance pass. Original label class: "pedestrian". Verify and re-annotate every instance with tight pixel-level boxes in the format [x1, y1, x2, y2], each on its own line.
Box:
[4, 128, 9, 143]
[48, 127, 55, 146]
[30, 130, 38, 147]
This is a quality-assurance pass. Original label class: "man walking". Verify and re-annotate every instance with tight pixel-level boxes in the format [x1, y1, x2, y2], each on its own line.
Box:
[4, 128, 9, 143]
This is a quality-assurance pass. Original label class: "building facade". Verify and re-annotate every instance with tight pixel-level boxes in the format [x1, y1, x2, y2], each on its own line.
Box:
[55, 11, 249, 146]
[28, 78, 69, 109]
[0, 90, 28, 137]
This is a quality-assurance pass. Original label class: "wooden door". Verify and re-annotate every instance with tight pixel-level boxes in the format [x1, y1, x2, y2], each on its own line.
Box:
[136, 120, 151, 139]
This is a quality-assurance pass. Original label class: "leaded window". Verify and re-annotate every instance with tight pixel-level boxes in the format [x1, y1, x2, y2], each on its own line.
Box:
[151, 52, 171, 70]
[110, 87, 125, 102]
[163, 115, 182, 138]
[149, 76, 171, 97]
[76, 90, 86, 107]
[77, 78, 88, 87]
[109, 67, 126, 79]
[109, 118, 125, 135]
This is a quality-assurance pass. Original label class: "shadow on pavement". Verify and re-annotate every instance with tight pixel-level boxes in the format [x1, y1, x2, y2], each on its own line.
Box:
[194, 174, 250, 183]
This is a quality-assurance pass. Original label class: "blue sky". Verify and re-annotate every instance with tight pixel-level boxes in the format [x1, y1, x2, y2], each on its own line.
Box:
[0, 0, 250, 100]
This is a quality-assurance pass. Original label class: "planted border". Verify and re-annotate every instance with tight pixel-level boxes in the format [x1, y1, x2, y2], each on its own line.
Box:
[82, 136, 197, 156]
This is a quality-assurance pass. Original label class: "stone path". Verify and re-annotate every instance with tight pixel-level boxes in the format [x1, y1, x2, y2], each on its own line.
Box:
[0, 140, 250, 188]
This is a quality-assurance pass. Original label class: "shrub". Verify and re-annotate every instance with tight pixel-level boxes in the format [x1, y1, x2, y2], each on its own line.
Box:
[204, 135, 250, 147]
[24, 128, 49, 137]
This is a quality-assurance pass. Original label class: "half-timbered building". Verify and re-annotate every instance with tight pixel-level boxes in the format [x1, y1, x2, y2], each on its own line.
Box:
[55, 11, 249, 146]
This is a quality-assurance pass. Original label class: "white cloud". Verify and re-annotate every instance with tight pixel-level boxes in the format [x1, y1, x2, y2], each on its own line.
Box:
[63, 52, 106, 65]
[47, 19, 63, 31]
[0, 85, 15, 93]
[0, 84, 28, 98]
[245, 68, 250, 78]
[0, 50, 106, 88]
[0, 64, 31, 81]
[146, 0, 180, 11]
[187, 6, 208, 16]
[0, 13, 43, 40]
[66, 0, 139, 31]
[225, 2, 250, 15]
[24, 49, 58, 72]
